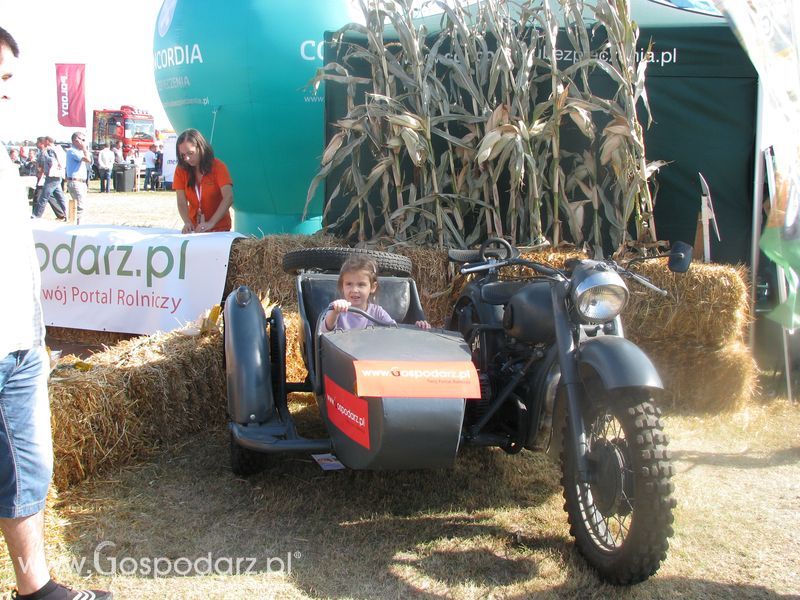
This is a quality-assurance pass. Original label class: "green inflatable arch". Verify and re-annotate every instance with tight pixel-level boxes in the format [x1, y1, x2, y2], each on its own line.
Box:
[153, 0, 361, 235]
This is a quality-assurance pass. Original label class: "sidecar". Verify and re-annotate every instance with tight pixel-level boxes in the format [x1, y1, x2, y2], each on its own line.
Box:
[223, 249, 479, 475]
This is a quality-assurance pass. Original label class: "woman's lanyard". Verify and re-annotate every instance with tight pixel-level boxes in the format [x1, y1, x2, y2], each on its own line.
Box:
[194, 172, 205, 223]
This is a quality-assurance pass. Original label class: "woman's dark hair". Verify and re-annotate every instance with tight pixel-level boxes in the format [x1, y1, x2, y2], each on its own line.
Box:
[176, 128, 214, 187]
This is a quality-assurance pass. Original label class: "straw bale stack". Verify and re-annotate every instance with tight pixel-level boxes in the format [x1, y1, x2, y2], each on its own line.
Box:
[47, 327, 135, 347]
[622, 261, 756, 412]
[640, 340, 757, 412]
[390, 246, 451, 326]
[623, 261, 751, 347]
[49, 329, 225, 489]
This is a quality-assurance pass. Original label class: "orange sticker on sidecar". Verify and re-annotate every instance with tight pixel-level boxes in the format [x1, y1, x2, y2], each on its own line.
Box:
[353, 360, 480, 399]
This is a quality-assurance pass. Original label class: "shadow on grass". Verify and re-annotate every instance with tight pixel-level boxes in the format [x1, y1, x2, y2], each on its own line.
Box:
[672, 446, 800, 469]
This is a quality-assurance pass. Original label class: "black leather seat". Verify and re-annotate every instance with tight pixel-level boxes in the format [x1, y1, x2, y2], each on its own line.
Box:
[295, 273, 427, 386]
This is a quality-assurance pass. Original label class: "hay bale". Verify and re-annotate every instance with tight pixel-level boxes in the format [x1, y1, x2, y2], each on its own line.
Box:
[623, 262, 751, 347]
[283, 311, 308, 383]
[391, 246, 451, 326]
[49, 330, 225, 489]
[47, 326, 135, 347]
[643, 340, 758, 413]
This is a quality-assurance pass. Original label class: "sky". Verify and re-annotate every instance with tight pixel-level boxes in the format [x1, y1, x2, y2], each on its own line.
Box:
[1, 0, 171, 143]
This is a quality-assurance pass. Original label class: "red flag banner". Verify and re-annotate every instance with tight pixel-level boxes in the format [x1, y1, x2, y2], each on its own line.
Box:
[55, 63, 86, 127]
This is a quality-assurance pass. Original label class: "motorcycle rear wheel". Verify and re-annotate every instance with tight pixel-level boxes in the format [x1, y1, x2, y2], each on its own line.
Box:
[561, 388, 675, 584]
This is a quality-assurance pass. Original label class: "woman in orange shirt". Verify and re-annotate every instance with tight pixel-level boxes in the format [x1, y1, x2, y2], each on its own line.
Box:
[173, 128, 234, 233]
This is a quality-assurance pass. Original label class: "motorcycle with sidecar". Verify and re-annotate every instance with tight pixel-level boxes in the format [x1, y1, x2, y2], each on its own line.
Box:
[222, 241, 691, 584]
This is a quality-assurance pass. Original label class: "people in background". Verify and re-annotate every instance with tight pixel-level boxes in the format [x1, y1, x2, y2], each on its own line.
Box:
[111, 140, 124, 165]
[173, 128, 233, 233]
[32, 136, 66, 220]
[155, 143, 163, 186]
[97, 143, 114, 193]
[65, 131, 90, 223]
[143, 143, 158, 191]
[0, 26, 113, 600]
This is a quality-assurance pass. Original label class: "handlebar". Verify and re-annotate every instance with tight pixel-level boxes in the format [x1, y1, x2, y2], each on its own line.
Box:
[623, 270, 668, 296]
[459, 257, 563, 279]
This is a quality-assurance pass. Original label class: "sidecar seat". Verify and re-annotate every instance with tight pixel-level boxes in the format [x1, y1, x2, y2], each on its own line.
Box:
[295, 273, 427, 389]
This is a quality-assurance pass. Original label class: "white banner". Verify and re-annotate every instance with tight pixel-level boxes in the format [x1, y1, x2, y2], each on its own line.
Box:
[162, 134, 178, 183]
[32, 221, 242, 334]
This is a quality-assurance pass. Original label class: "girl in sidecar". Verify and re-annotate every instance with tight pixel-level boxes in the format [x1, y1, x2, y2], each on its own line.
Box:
[320, 255, 431, 333]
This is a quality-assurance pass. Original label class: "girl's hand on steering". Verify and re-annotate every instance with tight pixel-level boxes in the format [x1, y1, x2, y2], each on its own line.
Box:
[332, 299, 351, 314]
[415, 320, 432, 330]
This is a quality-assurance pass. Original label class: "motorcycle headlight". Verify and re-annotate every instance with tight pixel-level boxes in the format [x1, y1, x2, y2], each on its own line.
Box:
[570, 261, 629, 323]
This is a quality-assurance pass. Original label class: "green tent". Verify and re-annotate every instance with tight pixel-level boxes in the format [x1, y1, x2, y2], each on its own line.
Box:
[632, 0, 758, 264]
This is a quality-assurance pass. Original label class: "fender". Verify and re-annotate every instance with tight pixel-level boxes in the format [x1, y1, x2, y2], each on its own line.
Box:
[577, 336, 663, 391]
[223, 286, 274, 424]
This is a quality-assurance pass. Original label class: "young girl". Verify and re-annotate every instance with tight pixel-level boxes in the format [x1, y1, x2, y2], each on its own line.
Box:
[320, 255, 431, 332]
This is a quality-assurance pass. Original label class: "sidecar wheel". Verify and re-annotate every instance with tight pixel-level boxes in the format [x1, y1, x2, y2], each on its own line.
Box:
[282, 247, 413, 276]
[561, 388, 676, 585]
[230, 432, 268, 477]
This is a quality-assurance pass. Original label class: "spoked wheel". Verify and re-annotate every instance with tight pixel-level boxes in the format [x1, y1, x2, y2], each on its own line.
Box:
[561, 388, 676, 584]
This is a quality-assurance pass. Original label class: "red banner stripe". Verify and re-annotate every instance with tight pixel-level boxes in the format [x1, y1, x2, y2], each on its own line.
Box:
[55, 64, 86, 127]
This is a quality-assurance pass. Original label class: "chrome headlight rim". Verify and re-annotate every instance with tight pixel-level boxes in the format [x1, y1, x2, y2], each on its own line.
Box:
[570, 263, 629, 324]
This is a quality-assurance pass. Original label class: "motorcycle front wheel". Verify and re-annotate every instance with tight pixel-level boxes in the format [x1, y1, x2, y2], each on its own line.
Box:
[561, 388, 676, 585]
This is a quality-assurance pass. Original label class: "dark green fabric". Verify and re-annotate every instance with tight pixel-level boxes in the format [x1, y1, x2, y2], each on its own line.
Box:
[321, 7, 758, 263]
[638, 24, 757, 264]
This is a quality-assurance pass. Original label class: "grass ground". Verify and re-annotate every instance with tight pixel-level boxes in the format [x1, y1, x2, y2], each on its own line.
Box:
[1, 396, 795, 599]
[37, 180, 180, 229]
[11, 192, 800, 598]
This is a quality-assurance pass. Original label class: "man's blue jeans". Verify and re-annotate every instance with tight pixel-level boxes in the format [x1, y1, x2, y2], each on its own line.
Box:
[32, 177, 66, 219]
[99, 168, 112, 193]
[144, 168, 156, 191]
[0, 347, 52, 518]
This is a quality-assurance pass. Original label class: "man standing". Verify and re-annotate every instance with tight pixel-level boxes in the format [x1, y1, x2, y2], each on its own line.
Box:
[65, 132, 90, 223]
[111, 141, 124, 192]
[143, 144, 157, 191]
[111, 140, 124, 165]
[0, 27, 112, 600]
[97, 143, 114, 193]
[32, 136, 66, 220]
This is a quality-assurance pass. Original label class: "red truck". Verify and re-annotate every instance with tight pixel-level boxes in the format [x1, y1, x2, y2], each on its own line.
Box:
[92, 105, 156, 157]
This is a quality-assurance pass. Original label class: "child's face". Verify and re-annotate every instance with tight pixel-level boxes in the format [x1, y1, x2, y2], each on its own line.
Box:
[341, 269, 377, 310]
